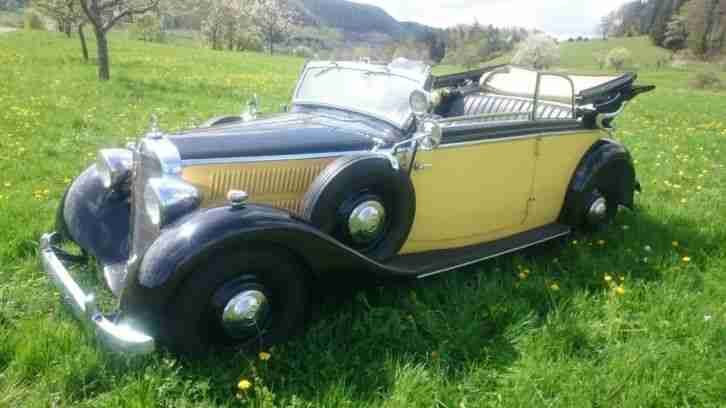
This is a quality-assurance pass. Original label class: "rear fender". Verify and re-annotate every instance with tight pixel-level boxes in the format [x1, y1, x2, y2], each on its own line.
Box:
[121, 204, 403, 317]
[560, 139, 637, 226]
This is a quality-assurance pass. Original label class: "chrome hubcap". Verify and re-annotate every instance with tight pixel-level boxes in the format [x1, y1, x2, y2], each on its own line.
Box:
[587, 196, 608, 224]
[348, 200, 386, 244]
[221, 289, 269, 336]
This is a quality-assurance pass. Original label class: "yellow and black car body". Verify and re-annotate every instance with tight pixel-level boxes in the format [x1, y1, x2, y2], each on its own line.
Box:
[40, 61, 654, 354]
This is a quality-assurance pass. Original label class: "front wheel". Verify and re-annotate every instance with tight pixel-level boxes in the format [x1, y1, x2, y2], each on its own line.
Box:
[162, 248, 309, 355]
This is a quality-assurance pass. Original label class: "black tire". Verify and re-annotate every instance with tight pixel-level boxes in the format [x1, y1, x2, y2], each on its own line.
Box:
[301, 155, 415, 261]
[162, 247, 308, 355]
[55, 186, 72, 242]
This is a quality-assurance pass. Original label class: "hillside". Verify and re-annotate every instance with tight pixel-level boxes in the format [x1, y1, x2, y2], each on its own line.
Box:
[294, 0, 438, 43]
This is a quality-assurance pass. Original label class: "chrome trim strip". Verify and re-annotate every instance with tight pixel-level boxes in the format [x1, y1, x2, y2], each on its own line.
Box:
[416, 229, 571, 279]
[40, 232, 155, 354]
[438, 110, 533, 125]
[438, 128, 589, 149]
[180, 150, 369, 166]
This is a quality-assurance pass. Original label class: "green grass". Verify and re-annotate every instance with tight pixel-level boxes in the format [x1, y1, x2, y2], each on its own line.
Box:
[1, 30, 726, 407]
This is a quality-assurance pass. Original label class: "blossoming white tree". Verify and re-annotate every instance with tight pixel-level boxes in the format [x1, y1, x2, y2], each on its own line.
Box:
[243, 0, 296, 55]
[511, 34, 560, 70]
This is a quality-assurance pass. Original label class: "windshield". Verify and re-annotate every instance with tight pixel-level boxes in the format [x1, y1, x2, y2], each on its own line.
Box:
[293, 66, 424, 128]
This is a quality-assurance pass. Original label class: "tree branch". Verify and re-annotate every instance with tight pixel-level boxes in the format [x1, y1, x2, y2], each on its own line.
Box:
[102, 0, 160, 32]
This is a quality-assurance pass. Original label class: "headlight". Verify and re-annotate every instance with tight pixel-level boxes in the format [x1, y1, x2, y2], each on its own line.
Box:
[144, 177, 200, 227]
[97, 149, 133, 189]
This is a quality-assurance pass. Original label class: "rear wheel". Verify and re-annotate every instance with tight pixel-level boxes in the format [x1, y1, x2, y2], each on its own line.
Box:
[582, 189, 619, 231]
[162, 248, 308, 354]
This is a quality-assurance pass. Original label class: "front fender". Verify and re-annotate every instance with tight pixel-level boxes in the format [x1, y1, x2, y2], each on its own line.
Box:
[61, 165, 130, 265]
[560, 138, 637, 226]
[120, 204, 408, 317]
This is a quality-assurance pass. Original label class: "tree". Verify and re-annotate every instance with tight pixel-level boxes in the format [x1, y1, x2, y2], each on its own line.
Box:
[33, 0, 90, 61]
[606, 47, 632, 71]
[685, 0, 726, 56]
[593, 51, 607, 69]
[79, 0, 161, 80]
[130, 13, 163, 42]
[599, 15, 612, 40]
[244, 0, 296, 55]
[663, 14, 688, 51]
[511, 34, 560, 70]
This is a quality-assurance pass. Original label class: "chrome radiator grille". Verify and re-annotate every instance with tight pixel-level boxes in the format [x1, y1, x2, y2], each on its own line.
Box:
[128, 146, 161, 273]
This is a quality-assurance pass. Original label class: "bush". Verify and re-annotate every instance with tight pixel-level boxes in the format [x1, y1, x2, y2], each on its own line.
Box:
[689, 72, 723, 90]
[23, 10, 44, 31]
[606, 47, 631, 71]
[130, 14, 164, 43]
[292, 45, 314, 59]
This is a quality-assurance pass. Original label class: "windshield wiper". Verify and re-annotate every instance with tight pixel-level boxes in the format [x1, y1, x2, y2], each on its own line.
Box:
[315, 62, 340, 77]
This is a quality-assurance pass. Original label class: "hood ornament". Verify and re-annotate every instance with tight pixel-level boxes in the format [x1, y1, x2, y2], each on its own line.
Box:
[241, 94, 260, 122]
[145, 113, 164, 139]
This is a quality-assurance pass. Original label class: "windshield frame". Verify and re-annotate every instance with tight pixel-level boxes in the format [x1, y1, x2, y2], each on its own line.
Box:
[291, 61, 432, 130]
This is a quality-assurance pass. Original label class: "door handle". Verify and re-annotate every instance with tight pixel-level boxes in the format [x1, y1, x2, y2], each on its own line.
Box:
[413, 162, 432, 171]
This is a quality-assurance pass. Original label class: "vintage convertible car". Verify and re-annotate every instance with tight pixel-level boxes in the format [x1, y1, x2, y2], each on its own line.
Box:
[40, 60, 654, 354]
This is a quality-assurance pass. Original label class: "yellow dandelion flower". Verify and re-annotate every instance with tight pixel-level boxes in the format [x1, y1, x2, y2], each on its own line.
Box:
[614, 286, 625, 296]
[682, 256, 691, 263]
[604, 274, 613, 282]
[672, 241, 679, 247]
[549, 283, 560, 291]
[259, 351, 271, 361]
[597, 240, 606, 246]
[237, 379, 252, 391]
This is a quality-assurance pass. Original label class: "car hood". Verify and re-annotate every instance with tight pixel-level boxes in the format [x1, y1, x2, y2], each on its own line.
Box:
[169, 111, 402, 161]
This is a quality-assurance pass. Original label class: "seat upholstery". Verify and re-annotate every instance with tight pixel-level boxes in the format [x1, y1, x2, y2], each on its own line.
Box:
[444, 92, 573, 120]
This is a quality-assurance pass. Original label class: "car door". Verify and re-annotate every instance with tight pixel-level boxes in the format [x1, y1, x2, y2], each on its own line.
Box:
[399, 121, 538, 254]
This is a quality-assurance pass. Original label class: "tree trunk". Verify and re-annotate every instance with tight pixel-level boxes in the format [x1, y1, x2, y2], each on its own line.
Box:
[268, 28, 274, 55]
[94, 27, 110, 81]
[79, 24, 89, 62]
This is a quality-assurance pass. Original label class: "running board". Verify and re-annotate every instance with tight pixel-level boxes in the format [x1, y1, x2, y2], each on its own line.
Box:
[386, 223, 571, 279]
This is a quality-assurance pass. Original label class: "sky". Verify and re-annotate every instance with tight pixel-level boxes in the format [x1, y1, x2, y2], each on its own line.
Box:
[354, 0, 633, 39]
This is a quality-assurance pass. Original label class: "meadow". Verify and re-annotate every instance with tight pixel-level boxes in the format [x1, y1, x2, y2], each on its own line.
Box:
[1, 30, 725, 407]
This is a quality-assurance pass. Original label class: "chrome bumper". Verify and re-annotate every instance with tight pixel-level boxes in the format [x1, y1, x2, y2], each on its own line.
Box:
[39, 232, 155, 354]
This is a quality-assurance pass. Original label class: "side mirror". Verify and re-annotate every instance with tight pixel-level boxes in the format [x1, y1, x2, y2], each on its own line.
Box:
[417, 119, 442, 151]
[409, 89, 431, 117]
[280, 104, 289, 113]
